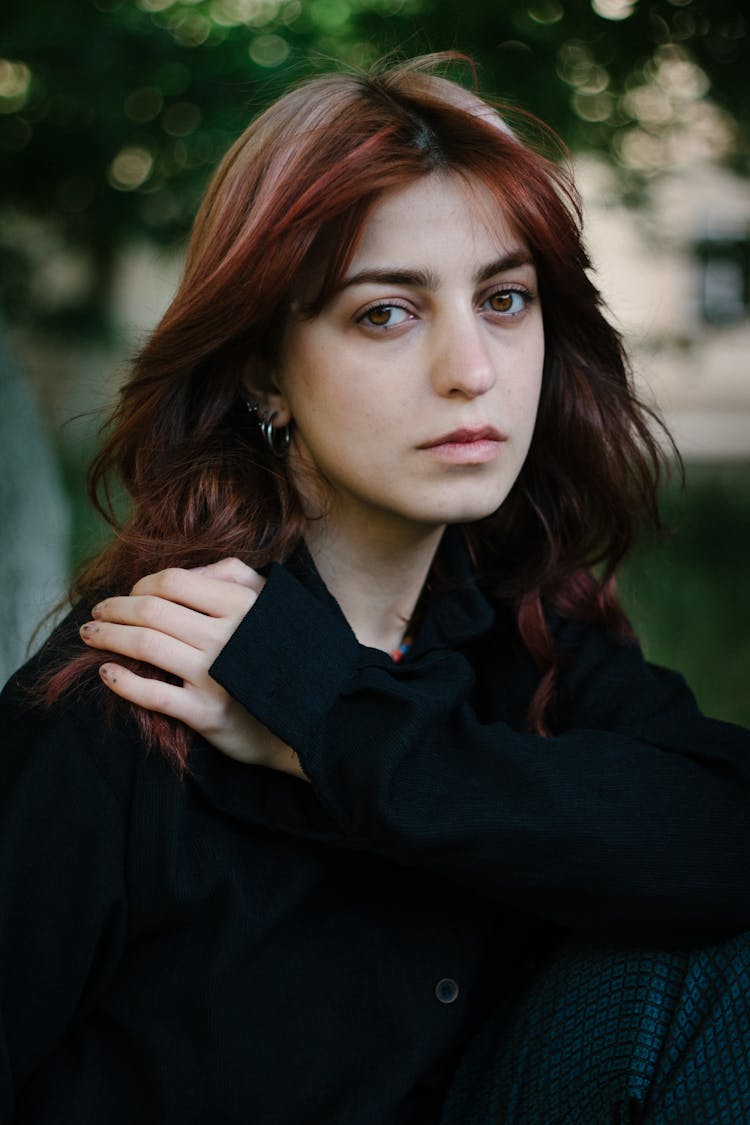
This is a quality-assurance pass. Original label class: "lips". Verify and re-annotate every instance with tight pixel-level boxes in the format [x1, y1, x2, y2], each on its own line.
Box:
[418, 425, 506, 449]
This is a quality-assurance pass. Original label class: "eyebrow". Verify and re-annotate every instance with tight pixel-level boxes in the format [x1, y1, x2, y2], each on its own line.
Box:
[338, 251, 535, 293]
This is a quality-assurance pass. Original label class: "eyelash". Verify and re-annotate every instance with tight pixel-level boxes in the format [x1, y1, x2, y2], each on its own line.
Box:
[356, 286, 535, 330]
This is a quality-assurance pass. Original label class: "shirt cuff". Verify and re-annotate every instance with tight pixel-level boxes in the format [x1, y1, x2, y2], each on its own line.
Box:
[208, 562, 361, 749]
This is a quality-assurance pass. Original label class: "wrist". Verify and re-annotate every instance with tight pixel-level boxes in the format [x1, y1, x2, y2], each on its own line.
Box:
[265, 732, 308, 781]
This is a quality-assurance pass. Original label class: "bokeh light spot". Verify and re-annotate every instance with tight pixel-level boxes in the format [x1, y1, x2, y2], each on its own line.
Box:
[309, 0, 351, 31]
[623, 84, 672, 126]
[592, 0, 636, 20]
[124, 86, 164, 123]
[211, 0, 282, 27]
[249, 33, 290, 66]
[279, 0, 302, 24]
[167, 10, 212, 46]
[108, 145, 154, 190]
[654, 49, 710, 100]
[0, 60, 32, 113]
[527, 0, 564, 25]
[616, 126, 665, 170]
[572, 91, 615, 121]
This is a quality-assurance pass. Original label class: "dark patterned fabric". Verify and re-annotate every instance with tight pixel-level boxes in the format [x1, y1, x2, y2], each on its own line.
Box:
[440, 932, 750, 1124]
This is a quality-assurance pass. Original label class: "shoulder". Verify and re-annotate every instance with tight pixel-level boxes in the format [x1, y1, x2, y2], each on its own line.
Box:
[1, 607, 149, 814]
[547, 610, 750, 744]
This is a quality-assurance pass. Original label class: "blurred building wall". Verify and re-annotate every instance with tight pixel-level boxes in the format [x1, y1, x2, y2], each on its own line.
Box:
[579, 158, 750, 458]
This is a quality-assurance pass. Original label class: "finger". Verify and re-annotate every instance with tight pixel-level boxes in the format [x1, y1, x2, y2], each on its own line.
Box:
[91, 595, 227, 650]
[192, 558, 265, 590]
[80, 620, 204, 682]
[129, 567, 262, 617]
[99, 663, 208, 728]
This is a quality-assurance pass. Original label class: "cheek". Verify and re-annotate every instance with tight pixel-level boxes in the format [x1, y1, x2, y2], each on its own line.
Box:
[507, 342, 544, 425]
[288, 354, 406, 440]
[284, 364, 369, 470]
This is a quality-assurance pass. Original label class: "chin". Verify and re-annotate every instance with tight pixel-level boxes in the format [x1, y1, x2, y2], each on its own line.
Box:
[428, 495, 510, 527]
[458, 485, 514, 520]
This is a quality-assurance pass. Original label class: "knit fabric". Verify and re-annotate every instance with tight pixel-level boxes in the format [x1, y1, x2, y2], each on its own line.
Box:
[440, 931, 750, 1124]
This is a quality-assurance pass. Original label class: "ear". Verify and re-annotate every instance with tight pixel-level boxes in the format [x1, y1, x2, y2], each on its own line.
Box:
[241, 360, 292, 426]
[264, 383, 292, 427]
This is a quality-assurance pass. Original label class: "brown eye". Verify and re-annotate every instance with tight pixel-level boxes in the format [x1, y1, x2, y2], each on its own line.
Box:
[367, 307, 392, 326]
[489, 292, 514, 313]
[484, 289, 528, 317]
[359, 304, 410, 328]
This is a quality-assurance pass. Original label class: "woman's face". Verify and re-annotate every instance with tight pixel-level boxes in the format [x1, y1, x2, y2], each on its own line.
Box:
[273, 173, 545, 542]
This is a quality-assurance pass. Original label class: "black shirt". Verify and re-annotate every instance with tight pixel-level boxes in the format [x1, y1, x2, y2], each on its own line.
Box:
[1, 535, 749, 1123]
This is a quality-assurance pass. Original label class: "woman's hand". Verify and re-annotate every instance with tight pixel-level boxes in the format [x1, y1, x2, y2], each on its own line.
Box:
[79, 559, 306, 780]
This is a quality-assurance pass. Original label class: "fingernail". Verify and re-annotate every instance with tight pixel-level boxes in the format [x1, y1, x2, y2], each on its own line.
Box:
[80, 623, 93, 638]
[100, 664, 117, 684]
[91, 602, 102, 618]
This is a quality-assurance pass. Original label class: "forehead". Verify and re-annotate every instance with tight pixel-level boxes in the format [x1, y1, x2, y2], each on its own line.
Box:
[348, 172, 525, 271]
[291, 173, 528, 309]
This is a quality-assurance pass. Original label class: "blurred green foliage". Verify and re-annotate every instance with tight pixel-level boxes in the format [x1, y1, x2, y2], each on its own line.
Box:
[2, 0, 749, 335]
[620, 463, 750, 727]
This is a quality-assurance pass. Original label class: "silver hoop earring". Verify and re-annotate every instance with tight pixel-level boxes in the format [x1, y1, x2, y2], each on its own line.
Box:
[246, 402, 291, 458]
[261, 412, 292, 458]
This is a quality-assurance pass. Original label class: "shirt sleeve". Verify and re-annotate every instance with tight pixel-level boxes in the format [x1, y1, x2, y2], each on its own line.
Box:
[0, 680, 129, 1120]
[209, 563, 750, 938]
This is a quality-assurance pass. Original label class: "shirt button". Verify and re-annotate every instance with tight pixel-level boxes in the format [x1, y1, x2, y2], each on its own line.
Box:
[435, 977, 460, 1004]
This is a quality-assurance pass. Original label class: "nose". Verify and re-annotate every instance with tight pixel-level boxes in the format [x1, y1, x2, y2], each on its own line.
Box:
[430, 309, 497, 399]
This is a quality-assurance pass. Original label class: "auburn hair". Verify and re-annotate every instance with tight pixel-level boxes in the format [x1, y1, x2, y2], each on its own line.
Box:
[40, 53, 671, 767]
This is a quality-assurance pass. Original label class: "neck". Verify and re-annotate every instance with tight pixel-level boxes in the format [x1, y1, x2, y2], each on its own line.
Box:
[304, 514, 446, 654]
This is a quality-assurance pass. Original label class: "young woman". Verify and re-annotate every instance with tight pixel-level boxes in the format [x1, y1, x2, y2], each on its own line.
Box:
[2, 55, 749, 1124]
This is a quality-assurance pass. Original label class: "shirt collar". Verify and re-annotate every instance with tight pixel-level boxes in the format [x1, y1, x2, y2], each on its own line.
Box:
[410, 526, 496, 656]
[282, 525, 496, 662]
[186, 528, 496, 831]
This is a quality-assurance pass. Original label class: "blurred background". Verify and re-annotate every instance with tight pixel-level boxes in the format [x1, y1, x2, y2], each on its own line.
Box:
[1, 0, 748, 721]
